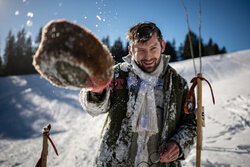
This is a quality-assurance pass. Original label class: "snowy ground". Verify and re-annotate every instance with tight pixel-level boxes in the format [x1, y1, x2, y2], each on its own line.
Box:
[0, 50, 249, 167]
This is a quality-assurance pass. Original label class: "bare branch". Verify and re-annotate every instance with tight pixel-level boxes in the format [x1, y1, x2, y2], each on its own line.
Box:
[180, 0, 197, 75]
[198, 0, 202, 73]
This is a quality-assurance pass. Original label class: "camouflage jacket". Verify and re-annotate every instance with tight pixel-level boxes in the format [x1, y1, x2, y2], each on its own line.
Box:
[79, 55, 196, 167]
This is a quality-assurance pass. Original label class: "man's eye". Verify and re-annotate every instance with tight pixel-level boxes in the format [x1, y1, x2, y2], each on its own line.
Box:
[151, 47, 156, 50]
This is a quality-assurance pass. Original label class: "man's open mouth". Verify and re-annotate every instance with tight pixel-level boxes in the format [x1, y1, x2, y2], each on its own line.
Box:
[143, 60, 154, 66]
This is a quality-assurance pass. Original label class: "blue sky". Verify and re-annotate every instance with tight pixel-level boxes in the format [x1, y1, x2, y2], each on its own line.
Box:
[0, 0, 250, 57]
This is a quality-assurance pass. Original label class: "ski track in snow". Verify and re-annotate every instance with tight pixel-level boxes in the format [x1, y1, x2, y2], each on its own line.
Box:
[0, 50, 250, 167]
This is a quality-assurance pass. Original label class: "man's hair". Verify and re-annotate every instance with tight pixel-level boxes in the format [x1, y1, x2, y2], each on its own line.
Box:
[126, 22, 163, 45]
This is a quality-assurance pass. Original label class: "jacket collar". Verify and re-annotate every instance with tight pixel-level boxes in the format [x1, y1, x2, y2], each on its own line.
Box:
[122, 54, 171, 78]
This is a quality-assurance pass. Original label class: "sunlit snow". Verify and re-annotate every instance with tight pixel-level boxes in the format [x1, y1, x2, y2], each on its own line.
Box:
[0, 50, 249, 166]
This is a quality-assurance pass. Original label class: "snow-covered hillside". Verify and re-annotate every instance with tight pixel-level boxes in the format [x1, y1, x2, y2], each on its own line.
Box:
[0, 50, 250, 167]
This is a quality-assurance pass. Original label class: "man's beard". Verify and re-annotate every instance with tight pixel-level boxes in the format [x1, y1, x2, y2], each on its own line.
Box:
[138, 58, 160, 73]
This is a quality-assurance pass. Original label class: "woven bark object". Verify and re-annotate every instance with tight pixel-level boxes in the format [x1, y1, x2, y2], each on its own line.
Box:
[33, 20, 113, 89]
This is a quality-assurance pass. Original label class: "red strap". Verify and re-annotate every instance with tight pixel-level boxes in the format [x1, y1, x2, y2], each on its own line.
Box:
[184, 76, 215, 114]
[45, 133, 59, 156]
[43, 124, 59, 156]
[35, 124, 59, 167]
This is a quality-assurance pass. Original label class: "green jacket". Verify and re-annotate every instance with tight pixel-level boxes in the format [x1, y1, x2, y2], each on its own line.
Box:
[79, 55, 196, 167]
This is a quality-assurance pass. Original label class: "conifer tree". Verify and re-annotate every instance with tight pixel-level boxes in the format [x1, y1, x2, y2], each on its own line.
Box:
[0, 56, 2, 75]
[111, 37, 125, 63]
[182, 31, 204, 60]
[102, 36, 111, 50]
[163, 39, 178, 62]
[15, 28, 26, 74]
[124, 41, 129, 56]
[3, 31, 16, 75]
[0, 41, 2, 75]
[35, 27, 43, 45]
[24, 36, 36, 74]
[204, 38, 226, 56]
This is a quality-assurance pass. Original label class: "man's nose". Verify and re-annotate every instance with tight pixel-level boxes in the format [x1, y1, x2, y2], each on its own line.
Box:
[144, 51, 152, 60]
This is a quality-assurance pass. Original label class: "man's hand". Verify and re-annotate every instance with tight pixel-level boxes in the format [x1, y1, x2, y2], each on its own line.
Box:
[87, 78, 112, 94]
[160, 141, 180, 163]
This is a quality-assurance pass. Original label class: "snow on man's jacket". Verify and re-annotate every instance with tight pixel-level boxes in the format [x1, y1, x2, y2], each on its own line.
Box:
[79, 55, 196, 167]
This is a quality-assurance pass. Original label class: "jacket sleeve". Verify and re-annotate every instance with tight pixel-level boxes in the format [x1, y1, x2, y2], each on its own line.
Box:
[170, 81, 197, 160]
[79, 88, 111, 117]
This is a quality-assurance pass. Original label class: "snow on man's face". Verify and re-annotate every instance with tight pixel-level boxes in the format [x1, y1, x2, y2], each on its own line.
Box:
[129, 33, 165, 73]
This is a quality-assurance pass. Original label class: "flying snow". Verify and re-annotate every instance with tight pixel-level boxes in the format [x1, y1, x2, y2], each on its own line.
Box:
[27, 12, 34, 18]
[96, 15, 102, 21]
[27, 20, 33, 27]
[15, 10, 20, 16]
[26, 31, 32, 38]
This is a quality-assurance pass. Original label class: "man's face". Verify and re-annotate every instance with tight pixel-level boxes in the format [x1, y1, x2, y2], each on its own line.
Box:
[129, 33, 165, 73]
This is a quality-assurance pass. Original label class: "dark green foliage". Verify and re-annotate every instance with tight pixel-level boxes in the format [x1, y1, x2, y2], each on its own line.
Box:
[102, 36, 111, 50]
[124, 41, 129, 56]
[102, 36, 128, 64]
[1, 26, 227, 76]
[177, 43, 184, 61]
[34, 27, 43, 51]
[35, 27, 43, 45]
[180, 32, 227, 60]
[204, 38, 226, 56]
[0, 40, 2, 75]
[181, 31, 204, 60]
[3, 31, 16, 75]
[110, 37, 126, 64]
[2, 29, 36, 76]
[163, 39, 178, 62]
[24, 36, 36, 74]
[0, 56, 2, 75]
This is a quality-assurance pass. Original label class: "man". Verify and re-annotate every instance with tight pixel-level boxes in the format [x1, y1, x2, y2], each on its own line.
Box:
[79, 22, 196, 167]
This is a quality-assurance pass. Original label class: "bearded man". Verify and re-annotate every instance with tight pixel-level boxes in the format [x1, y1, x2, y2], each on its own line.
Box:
[79, 22, 196, 167]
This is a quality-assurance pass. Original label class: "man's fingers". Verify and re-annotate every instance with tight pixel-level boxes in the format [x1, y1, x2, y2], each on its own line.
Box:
[160, 151, 178, 163]
[160, 142, 180, 163]
[161, 142, 177, 156]
[169, 150, 179, 160]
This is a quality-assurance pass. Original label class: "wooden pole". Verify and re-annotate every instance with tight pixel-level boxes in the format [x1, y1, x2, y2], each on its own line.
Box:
[41, 129, 49, 167]
[196, 73, 203, 167]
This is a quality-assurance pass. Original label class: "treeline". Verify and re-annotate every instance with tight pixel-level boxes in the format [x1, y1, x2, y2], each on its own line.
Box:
[0, 28, 41, 76]
[103, 30, 226, 64]
[0, 27, 226, 76]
